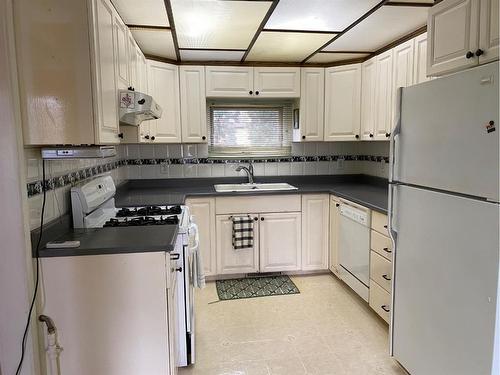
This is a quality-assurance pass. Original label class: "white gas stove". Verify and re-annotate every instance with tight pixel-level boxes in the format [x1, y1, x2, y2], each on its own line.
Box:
[70, 175, 196, 367]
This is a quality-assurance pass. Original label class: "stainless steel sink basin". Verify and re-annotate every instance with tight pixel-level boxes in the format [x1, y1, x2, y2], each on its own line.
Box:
[214, 183, 298, 193]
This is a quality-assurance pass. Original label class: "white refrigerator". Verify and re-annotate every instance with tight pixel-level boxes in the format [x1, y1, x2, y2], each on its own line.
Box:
[389, 61, 499, 375]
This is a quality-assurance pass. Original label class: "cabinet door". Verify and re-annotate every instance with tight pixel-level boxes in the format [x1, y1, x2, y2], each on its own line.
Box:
[427, 0, 480, 76]
[180, 66, 208, 143]
[298, 68, 324, 142]
[259, 213, 301, 272]
[374, 50, 393, 140]
[479, 0, 499, 64]
[167, 272, 178, 375]
[392, 39, 415, 126]
[113, 15, 129, 90]
[329, 196, 341, 277]
[128, 34, 137, 89]
[147, 61, 182, 143]
[91, 0, 120, 144]
[186, 198, 216, 276]
[301, 195, 329, 271]
[216, 214, 259, 275]
[253, 67, 300, 97]
[324, 64, 361, 141]
[360, 59, 376, 140]
[205, 66, 254, 97]
[414, 33, 431, 84]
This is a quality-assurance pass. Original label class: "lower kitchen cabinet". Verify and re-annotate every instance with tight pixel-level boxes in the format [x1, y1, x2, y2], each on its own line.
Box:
[369, 280, 391, 324]
[216, 214, 260, 275]
[186, 198, 216, 276]
[329, 195, 341, 277]
[301, 194, 330, 271]
[260, 212, 302, 272]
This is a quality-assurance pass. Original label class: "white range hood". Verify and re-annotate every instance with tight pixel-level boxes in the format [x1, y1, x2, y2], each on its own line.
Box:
[119, 89, 162, 126]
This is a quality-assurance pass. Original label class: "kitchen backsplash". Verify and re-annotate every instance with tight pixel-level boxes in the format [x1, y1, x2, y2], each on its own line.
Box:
[25, 142, 388, 229]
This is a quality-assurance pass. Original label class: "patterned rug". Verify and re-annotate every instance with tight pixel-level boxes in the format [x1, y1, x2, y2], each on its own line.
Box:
[216, 275, 300, 300]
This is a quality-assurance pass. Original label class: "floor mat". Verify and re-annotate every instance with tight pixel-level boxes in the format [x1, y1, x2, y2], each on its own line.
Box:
[216, 275, 300, 300]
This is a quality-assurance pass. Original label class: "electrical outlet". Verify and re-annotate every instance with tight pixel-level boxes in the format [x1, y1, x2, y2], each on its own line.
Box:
[160, 162, 169, 174]
[337, 158, 344, 170]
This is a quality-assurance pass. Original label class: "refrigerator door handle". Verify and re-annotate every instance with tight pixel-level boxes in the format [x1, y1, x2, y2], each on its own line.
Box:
[389, 87, 403, 184]
[387, 182, 399, 356]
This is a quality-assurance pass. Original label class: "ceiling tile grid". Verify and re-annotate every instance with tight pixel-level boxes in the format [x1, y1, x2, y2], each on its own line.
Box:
[112, 0, 433, 64]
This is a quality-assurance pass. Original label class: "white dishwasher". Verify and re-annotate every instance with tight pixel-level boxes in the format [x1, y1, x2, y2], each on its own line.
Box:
[338, 202, 371, 302]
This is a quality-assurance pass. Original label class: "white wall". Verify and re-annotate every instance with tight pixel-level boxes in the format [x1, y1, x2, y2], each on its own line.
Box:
[0, 0, 39, 374]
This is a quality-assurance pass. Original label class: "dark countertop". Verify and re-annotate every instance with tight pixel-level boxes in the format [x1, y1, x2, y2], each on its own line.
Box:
[34, 217, 178, 258]
[115, 174, 389, 214]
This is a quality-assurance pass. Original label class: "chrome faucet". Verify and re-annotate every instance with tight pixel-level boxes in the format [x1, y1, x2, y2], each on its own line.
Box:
[235, 162, 254, 184]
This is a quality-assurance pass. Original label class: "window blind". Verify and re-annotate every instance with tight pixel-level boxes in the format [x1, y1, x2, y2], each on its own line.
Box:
[208, 101, 293, 158]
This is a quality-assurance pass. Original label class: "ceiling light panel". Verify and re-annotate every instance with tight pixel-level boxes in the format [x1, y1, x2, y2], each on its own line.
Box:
[111, 0, 169, 26]
[266, 0, 381, 32]
[307, 52, 369, 63]
[180, 50, 245, 61]
[247, 31, 335, 62]
[323, 6, 429, 52]
[131, 29, 177, 59]
[171, 0, 272, 49]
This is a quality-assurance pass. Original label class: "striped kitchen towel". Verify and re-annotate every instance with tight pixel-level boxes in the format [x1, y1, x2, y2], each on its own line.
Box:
[231, 215, 254, 250]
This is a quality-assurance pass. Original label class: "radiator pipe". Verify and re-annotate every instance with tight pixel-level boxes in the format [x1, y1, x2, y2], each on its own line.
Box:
[39, 315, 62, 375]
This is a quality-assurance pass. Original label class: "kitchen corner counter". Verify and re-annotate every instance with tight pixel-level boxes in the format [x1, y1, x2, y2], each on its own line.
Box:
[115, 175, 389, 213]
[34, 221, 178, 258]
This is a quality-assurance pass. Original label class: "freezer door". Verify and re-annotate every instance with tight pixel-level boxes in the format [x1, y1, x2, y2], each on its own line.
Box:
[391, 184, 499, 375]
[394, 61, 499, 201]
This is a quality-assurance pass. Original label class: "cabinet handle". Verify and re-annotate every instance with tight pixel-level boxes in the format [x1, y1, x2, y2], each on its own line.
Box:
[355, 134, 359, 139]
[302, 135, 306, 140]
[151, 136, 156, 141]
[170, 253, 180, 260]
[202, 136, 206, 140]
[381, 305, 390, 313]
[261, 217, 264, 221]
[475, 49, 484, 56]
[383, 247, 392, 254]
[144, 135, 150, 139]
[369, 133, 373, 138]
[466, 51, 474, 59]
[118, 132, 124, 139]
[382, 274, 391, 281]
[385, 133, 391, 138]
[174, 267, 183, 272]
[128, 86, 134, 91]
[255, 91, 259, 95]
[249, 90, 253, 95]
[254, 217, 258, 221]
[335, 203, 340, 207]
[384, 224, 388, 229]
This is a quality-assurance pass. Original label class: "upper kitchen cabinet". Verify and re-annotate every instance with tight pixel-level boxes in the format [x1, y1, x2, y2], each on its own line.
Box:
[205, 66, 300, 98]
[297, 68, 325, 142]
[361, 59, 376, 141]
[14, 0, 133, 145]
[180, 66, 208, 143]
[205, 66, 254, 97]
[392, 39, 415, 125]
[253, 67, 300, 97]
[147, 61, 182, 143]
[428, 0, 499, 76]
[324, 64, 361, 142]
[374, 50, 394, 140]
[113, 15, 130, 91]
[414, 33, 431, 84]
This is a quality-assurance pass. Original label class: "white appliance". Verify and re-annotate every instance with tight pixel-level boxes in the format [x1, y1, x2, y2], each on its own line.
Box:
[41, 146, 117, 160]
[338, 202, 371, 301]
[389, 61, 499, 375]
[119, 89, 162, 126]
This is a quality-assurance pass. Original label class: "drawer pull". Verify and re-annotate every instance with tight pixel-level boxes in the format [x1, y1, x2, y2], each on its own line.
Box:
[382, 274, 391, 281]
[170, 253, 180, 260]
[381, 305, 390, 313]
[383, 224, 388, 229]
[383, 247, 392, 254]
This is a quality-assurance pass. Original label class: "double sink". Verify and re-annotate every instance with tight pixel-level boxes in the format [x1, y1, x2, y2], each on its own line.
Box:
[214, 182, 298, 193]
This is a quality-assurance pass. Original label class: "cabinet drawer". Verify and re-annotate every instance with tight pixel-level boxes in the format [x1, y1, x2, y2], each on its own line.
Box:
[371, 230, 392, 261]
[369, 280, 391, 324]
[371, 210, 388, 235]
[370, 251, 392, 292]
[215, 195, 301, 215]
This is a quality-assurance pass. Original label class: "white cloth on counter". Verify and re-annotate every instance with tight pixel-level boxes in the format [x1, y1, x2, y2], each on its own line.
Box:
[189, 222, 205, 289]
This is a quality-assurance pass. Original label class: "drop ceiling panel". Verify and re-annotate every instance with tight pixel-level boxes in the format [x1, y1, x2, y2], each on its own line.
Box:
[323, 6, 429, 52]
[111, 0, 169, 26]
[247, 32, 335, 62]
[131, 29, 177, 59]
[180, 50, 245, 61]
[266, 0, 381, 32]
[307, 52, 370, 63]
[171, 0, 271, 49]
